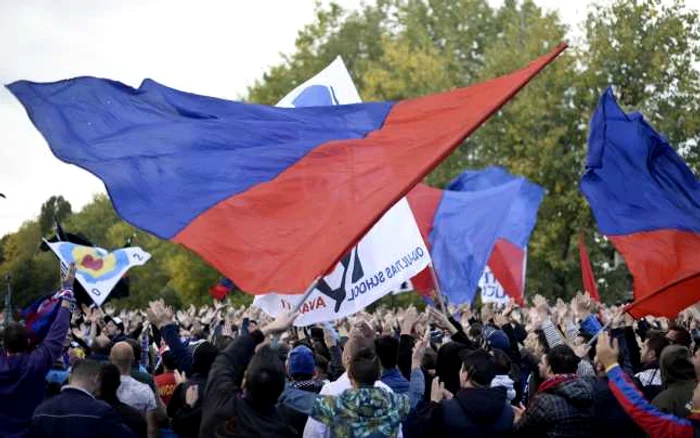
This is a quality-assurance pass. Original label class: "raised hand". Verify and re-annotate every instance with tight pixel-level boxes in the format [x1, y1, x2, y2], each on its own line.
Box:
[146, 300, 173, 329]
[595, 331, 619, 369]
[400, 306, 419, 335]
[185, 384, 199, 408]
[261, 310, 299, 336]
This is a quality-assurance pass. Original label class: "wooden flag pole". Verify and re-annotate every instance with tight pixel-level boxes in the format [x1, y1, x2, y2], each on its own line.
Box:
[428, 263, 449, 316]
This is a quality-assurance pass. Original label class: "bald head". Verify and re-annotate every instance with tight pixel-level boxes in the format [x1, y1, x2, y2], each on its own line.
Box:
[110, 341, 134, 375]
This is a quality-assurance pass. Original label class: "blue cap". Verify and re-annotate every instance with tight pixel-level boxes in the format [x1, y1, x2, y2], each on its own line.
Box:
[288, 345, 315, 376]
[484, 327, 510, 351]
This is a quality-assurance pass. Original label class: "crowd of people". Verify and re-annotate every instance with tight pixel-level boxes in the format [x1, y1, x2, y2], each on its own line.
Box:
[2, 268, 700, 437]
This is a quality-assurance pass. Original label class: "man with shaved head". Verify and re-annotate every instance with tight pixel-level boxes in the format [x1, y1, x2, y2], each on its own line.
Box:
[110, 342, 160, 438]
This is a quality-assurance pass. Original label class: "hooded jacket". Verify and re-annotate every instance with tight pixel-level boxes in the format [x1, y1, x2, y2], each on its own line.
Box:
[514, 375, 594, 437]
[0, 307, 70, 438]
[491, 374, 516, 403]
[407, 385, 513, 438]
[310, 386, 410, 438]
[652, 345, 697, 418]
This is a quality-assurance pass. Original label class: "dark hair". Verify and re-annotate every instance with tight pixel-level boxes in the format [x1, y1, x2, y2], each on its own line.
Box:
[245, 345, 286, 409]
[3, 323, 28, 354]
[70, 359, 104, 385]
[535, 329, 551, 354]
[161, 351, 177, 371]
[668, 325, 692, 348]
[546, 345, 580, 375]
[92, 336, 111, 355]
[461, 349, 496, 386]
[375, 335, 399, 370]
[491, 349, 512, 375]
[647, 331, 670, 360]
[421, 348, 437, 370]
[99, 363, 122, 404]
[125, 339, 141, 367]
[348, 346, 380, 386]
[192, 342, 218, 376]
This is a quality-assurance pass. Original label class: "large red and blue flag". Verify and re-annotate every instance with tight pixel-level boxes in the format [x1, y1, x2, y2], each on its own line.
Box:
[408, 167, 543, 304]
[7, 44, 565, 295]
[581, 88, 700, 318]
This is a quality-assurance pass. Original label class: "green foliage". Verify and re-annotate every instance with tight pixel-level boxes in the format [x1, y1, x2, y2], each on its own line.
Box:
[1, 0, 698, 308]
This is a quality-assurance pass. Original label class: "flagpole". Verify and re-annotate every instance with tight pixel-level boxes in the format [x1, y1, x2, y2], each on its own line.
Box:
[428, 264, 449, 316]
[291, 277, 321, 314]
[4, 274, 12, 324]
[586, 306, 626, 348]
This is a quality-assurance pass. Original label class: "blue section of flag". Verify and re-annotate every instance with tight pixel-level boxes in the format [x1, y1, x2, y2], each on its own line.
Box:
[7, 78, 393, 239]
[447, 166, 545, 248]
[430, 179, 524, 304]
[292, 85, 339, 107]
[581, 87, 700, 235]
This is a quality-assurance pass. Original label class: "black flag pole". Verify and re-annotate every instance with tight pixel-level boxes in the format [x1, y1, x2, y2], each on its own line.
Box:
[4, 274, 13, 324]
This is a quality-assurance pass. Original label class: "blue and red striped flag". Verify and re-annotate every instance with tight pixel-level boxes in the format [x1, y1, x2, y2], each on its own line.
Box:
[7, 44, 565, 295]
[581, 88, 700, 317]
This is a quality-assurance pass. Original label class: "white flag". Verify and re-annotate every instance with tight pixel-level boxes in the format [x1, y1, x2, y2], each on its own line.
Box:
[45, 241, 151, 306]
[254, 57, 430, 325]
[254, 198, 429, 325]
[479, 266, 509, 305]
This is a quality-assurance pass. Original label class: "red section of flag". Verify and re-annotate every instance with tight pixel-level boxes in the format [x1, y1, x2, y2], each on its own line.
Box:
[175, 44, 566, 294]
[579, 234, 601, 303]
[611, 230, 700, 318]
[488, 239, 525, 304]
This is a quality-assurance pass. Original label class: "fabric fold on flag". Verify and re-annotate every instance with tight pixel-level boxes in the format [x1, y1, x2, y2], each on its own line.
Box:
[8, 43, 566, 295]
[581, 87, 700, 318]
[446, 166, 544, 303]
[578, 234, 601, 303]
[408, 178, 525, 304]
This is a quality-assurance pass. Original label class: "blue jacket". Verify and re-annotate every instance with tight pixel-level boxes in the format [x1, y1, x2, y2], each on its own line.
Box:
[29, 386, 136, 438]
[0, 307, 70, 438]
[381, 368, 410, 394]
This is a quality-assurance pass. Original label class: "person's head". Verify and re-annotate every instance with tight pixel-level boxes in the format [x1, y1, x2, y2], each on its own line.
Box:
[421, 347, 438, 376]
[491, 348, 512, 376]
[375, 335, 399, 371]
[192, 341, 218, 376]
[92, 335, 112, 356]
[109, 341, 134, 375]
[459, 349, 496, 388]
[103, 317, 124, 338]
[98, 363, 122, 404]
[348, 346, 380, 388]
[287, 345, 316, 381]
[659, 345, 696, 385]
[244, 344, 286, 410]
[125, 339, 141, 367]
[436, 342, 470, 395]
[641, 331, 670, 365]
[3, 322, 28, 354]
[540, 345, 579, 380]
[667, 325, 692, 348]
[161, 351, 177, 372]
[69, 359, 104, 394]
[484, 327, 510, 352]
[248, 320, 258, 332]
[342, 335, 374, 369]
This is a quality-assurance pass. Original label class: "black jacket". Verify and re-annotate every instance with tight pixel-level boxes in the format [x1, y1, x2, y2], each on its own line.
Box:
[112, 401, 148, 438]
[168, 373, 208, 438]
[29, 387, 136, 438]
[279, 380, 324, 438]
[407, 386, 513, 438]
[587, 376, 645, 438]
[514, 377, 594, 437]
[200, 331, 297, 438]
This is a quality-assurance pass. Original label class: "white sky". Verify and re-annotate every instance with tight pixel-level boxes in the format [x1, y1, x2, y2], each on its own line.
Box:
[0, 0, 696, 235]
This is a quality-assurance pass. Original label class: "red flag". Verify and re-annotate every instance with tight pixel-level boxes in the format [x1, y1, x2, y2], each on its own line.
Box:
[579, 234, 601, 302]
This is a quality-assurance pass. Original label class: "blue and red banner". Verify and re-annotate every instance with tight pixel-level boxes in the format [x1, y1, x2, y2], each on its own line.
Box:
[581, 88, 700, 318]
[408, 167, 543, 304]
[22, 294, 61, 346]
[7, 44, 565, 295]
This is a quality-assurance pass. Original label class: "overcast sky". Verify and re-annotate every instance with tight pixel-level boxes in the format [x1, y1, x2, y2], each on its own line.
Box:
[0, 0, 695, 235]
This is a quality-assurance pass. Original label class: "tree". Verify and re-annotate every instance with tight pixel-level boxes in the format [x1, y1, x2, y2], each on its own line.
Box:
[38, 195, 72, 235]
